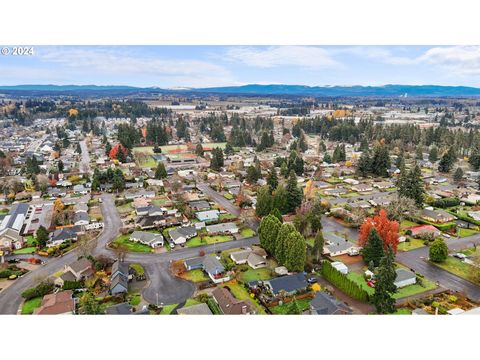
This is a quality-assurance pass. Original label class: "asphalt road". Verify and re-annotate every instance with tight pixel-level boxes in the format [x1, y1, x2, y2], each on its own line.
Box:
[79, 139, 92, 175]
[196, 183, 241, 217]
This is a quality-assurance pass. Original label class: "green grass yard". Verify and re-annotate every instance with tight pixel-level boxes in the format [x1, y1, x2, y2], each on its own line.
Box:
[116, 202, 134, 215]
[400, 220, 419, 231]
[183, 298, 201, 308]
[433, 257, 478, 284]
[111, 235, 153, 253]
[130, 263, 145, 276]
[270, 298, 312, 314]
[347, 271, 437, 299]
[128, 293, 141, 306]
[240, 227, 255, 238]
[397, 238, 425, 252]
[457, 228, 480, 237]
[13, 247, 36, 255]
[219, 213, 237, 221]
[25, 235, 36, 246]
[21, 297, 43, 315]
[160, 304, 178, 315]
[182, 269, 209, 282]
[186, 235, 233, 248]
[222, 281, 266, 314]
[223, 193, 234, 200]
[237, 267, 273, 283]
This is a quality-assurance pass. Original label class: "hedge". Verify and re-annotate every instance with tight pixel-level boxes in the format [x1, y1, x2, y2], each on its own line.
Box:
[63, 280, 83, 290]
[320, 261, 370, 302]
[432, 197, 460, 208]
[410, 217, 456, 231]
[445, 210, 480, 226]
[21, 281, 54, 300]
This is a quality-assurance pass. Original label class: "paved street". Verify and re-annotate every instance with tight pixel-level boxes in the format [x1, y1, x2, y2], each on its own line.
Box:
[79, 139, 92, 175]
[196, 183, 241, 217]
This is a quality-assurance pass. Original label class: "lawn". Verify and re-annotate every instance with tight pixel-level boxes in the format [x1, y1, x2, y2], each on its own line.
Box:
[434, 257, 478, 284]
[238, 267, 273, 283]
[160, 303, 178, 315]
[111, 235, 153, 253]
[219, 213, 237, 221]
[116, 202, 134, 214]
[397, 238, 425, 252]
[182, 269, 209, 282]
[400, 220, 419, 230]
[13, 247, 36, 255]
[222, 281, 266, 314]
[457, 228, 480, 238]
[183, 298, 201, 308]
[240, 227, 255, 238]
[347, 271, 437, 299]
[130, 263, 145, 276]
[151, 198, 170, 206]
[270, 298, 312, 314]
[342, 192, 360, 198]
[128, 293, 141, 306]
[21, 297, 43, 315]
[185, 235, 233, 248]
[393, 308, 413, 315]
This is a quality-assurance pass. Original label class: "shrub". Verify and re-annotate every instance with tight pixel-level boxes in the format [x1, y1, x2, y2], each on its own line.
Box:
[429, 239, 448, 263]
[21, 281, 54, 300]
[63, 280, 82, 290]
[0, 269, 13, 278]
[320, 261, 369, 302]
[432, 198, 460, 208]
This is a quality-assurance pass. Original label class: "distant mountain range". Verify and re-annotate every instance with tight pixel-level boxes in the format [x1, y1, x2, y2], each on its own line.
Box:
[2, 84, 480, 97]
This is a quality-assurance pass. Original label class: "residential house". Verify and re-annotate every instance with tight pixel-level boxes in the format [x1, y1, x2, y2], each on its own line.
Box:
[373, 181, 394, 190]
[212, 287, 254, 315]
[206, 222, 239, 235]
[408, 225, 441, 238]
[421, 208, 456, 224]
[73, 211, 90, 226]
[351, 183, 373, 193]
[309, 291, 352, 315]
[177, 303, 213, 315]
[184, 255, 230, 283]
[169, 226, 197, 245]
[394, 269, 416, 288]
[230, 248, 268, 269]
[48, 226, 79, 247]
[64, 258, 94, 281]
[263, 273, 308, 296]
[323, 233, 356, 257]
[129, 231, 164, 248]
[0, 228, 24, 253]
[195, 209, 220, 223]
[33, 290, 75, 315]
[189, 200, 211, 212]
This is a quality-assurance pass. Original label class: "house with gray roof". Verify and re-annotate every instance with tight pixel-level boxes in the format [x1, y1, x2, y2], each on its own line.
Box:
[394, 268, 417, 288]
[309, 291, 352, 315]
[195, 210, 220, 223]
[130, 231, 164, 248]
[206, 222, 239, 235]
[183, 255, 229, 283]
[169, 226, 197, 245]
[177, 303, 213, 315]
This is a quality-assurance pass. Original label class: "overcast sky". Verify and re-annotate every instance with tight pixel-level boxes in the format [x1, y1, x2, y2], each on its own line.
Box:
[2, 45, 480, 88]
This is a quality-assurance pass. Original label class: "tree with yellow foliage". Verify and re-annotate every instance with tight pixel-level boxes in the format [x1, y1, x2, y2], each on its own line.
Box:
[54, 198, 65, 212]
[67, 108, 78, 118]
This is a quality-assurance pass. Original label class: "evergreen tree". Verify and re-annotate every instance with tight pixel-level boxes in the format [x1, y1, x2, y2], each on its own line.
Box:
[224, 143, 234, 156]
[323, 152, 332, 164]
[272, 184, 288, 214]
[36, 225, 49, 248]
[195, 144, 204, 157]
[57, 159, 64, 173]
[155, 162, 167, 179]
[372, 246, 397, 314]
[270, 208, 283, 223]
[285, 171, 303, 213]
[453, 167, 464, 183]
[258, 214, 282, 255]
[398, 164, 425, 207]
[356, 151, 372, 177]
[284, 231, 307, 272]
[246, 165, 260, 184]
[371, 144, 390, 177]
[255, 185, 273, 217]
[361, 229, 385, 268]
[312, 231, 325, 261]
[438, 147, 456, 173]
[266, 167, 279, 193]
[428, 146, 438, 162]
[275, 223, 296, 264]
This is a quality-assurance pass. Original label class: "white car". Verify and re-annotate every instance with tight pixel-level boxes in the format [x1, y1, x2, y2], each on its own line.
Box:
[453, 253, 467, 260]
[442, 233, 451, 238]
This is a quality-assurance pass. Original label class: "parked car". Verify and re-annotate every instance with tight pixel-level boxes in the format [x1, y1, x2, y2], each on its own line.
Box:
[453, 253, 467, 260]
[442, 233, 451, 238]
[347, 248, 360, 256]
[307, 277, 318, 284]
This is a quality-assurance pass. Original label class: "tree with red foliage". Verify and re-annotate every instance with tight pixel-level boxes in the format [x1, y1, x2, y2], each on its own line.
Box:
[358, 208, 399, 253]
[109, 144, 128, 161]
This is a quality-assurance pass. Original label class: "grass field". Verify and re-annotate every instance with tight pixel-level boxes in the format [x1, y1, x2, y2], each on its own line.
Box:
[160, 304, 178, 315]
[219, 213, 237, 221]
[13, 247, 36, 255]
[457, 228, 480, 237]
[183, 298, 201, 308]
[347, 271, 437, 299]
[397, 238, 425, 252]
[128, 293, 141, 306]
[434, 257, 478, 284]
[111, 235, 153, 253]
[237, 267, 272, 283]
[133, 143, 226, 156]
[400, 220, 419, 231]
[116, 202, 134, 215]
[270, 298, 312, 314]
[182, 269, 209, 282]
[223, 193, 234, 200]
[240, 227, 255, 238]
[394, 308, 412, 315]
[186, 235, 233, 248]
[21, 297, 43, 315]
[151, 198, 170, 206]
[130, 263, 145, 276]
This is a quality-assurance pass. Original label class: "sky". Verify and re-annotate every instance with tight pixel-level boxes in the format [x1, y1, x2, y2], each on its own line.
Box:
[2, 45, 480, 88]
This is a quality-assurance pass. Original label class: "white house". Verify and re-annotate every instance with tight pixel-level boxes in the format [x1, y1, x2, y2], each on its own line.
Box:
[331, 261, 348, 275]
[394, 269, 417, 288]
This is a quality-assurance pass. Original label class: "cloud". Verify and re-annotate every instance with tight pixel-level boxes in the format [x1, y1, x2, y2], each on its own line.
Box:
[224, 46, 340, 69]
[418, 46, 480, 76]
[33, 46, 237, 87]
[339, 46, 417, 65]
